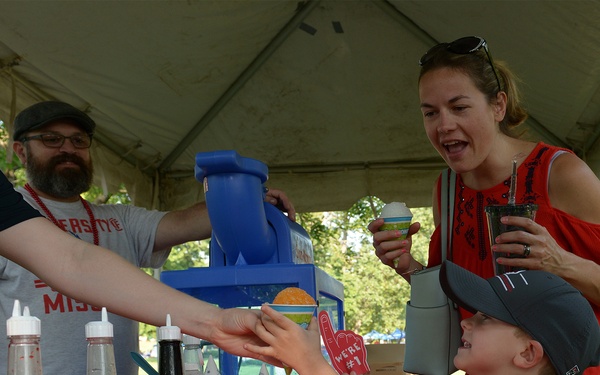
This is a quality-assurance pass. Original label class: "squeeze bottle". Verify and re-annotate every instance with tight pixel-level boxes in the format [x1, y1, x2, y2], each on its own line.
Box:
[7, 300, 43, 375]
[86, 307, 117, 375]
[158, 314, 183, 375]
[182, 334, 203, 375]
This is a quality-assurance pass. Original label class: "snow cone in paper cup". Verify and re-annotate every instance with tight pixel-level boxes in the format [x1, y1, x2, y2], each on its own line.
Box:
[271, 287, 317, 375]
[379, 202, 413, 240]
[271, 287, 317, 329]
[269, 304, 316, 328]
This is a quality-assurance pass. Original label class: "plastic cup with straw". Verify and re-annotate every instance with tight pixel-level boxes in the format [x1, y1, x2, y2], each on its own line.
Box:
[485, 154, 538, 274]
[508, 157, 517, 205]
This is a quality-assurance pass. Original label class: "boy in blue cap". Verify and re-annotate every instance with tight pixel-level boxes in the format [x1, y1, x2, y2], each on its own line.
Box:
[247, 261, 600, 375]
[440, 260, 600, 375]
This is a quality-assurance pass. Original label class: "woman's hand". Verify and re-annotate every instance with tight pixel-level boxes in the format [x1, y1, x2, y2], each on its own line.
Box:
[492, 215, 600, 306]
[368, 218, 421, 275]
[491, 215, 567, 274]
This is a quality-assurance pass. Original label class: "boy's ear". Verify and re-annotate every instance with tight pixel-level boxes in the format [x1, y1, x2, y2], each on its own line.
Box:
[514, 339, 545, 370]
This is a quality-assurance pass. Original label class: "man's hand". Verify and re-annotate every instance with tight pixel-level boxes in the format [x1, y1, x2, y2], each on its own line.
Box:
[265, 188, 296, 221]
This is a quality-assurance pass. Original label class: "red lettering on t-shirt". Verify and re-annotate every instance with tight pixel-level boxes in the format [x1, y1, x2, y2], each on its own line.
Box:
[43, 293, 101, 314]
[95, 218, 108, 232]
[44, 293, 65, 313]
[45, 216, 125, 234]
[69, 218, 82, 233]
[56, 219, 67, 231]
[34, 279, 48, 289]
[80, 219, 92, 234]
[109, 218, 123, 231]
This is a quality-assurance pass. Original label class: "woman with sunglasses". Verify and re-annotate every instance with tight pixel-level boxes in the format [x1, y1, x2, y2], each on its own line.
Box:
[369, 36, 600, 373]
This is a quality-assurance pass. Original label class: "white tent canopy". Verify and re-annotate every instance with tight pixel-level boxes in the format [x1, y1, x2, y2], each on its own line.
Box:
[1, 0, 599, 213]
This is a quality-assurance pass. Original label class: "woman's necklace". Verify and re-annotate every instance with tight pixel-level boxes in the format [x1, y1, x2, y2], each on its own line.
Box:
[24, 183, 99, 246]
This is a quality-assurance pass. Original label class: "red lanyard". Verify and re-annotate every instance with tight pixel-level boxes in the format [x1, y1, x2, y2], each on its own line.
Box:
[24, 183, 99, 246]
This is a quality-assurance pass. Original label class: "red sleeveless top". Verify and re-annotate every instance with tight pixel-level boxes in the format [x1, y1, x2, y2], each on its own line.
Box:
[429, 142, 600, 374]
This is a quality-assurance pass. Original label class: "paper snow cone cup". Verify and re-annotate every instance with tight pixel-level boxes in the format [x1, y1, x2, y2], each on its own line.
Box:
[379, 202, 413, 240]
[379, 216, 413, 240]
[269, 304, 317, 328]
[270, 304, 317, 375]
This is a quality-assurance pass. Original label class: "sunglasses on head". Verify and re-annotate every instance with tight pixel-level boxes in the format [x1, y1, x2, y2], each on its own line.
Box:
[419, 36, 502, 93]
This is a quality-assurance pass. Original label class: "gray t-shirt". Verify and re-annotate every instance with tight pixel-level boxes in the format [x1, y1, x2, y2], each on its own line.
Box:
[0, 187, 169, 375]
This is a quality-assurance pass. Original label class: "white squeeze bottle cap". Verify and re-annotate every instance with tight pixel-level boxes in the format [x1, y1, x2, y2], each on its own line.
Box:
[7, 300, 41, 336]
[183, 333, 201, 346]
[157, 314, 181, 341]
[85, 307, 114, 338]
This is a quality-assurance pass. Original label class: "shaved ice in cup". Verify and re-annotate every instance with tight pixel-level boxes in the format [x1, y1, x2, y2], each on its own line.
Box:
[273, 287, 316, 305]
[271, 287, 317, 375]
[379, 202, 413, 240]
[271, 287, 317, 329]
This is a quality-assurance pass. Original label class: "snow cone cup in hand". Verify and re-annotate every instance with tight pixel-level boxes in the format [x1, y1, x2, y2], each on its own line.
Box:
[272, 287, 317, 375]
[269, 304, 317, 329]
[269, 304, 316, 375]
[379, 202, 413, 240]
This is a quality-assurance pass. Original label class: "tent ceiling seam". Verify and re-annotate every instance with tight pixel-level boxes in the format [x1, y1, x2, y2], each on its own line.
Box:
[0, 60, 178, 179]
[2, 67, 51, 103]
[157, 0, 322, 173]
[581, 121, 600, 159]
[525, 115, 569, 149]
[372, 0, 437, 46]
[162, 158, 448, 179]
[93, 133, 151, 175]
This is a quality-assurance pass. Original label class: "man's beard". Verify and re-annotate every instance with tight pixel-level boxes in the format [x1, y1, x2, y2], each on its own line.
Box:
[26, 150, 94, 199]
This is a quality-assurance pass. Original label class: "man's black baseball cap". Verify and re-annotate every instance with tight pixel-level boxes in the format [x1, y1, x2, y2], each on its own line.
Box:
[13, 101, 95, 141]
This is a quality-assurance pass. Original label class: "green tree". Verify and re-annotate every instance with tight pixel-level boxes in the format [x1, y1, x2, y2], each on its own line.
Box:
[299, 197, 434, 336]
[0, 122, 27, 186]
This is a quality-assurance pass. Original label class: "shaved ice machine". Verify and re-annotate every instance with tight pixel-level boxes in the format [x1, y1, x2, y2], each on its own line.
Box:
[161, 150, 344, 375]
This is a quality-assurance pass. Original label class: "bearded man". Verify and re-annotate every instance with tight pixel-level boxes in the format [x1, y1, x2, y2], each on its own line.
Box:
[6, 101, 295, 374]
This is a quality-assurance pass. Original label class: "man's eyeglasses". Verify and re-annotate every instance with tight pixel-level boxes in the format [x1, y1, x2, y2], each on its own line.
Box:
[419, 36, 502, 93]
[20, 133, 93, 149]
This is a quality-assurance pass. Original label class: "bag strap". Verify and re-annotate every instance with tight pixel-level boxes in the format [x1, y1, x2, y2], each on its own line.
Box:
[441, 168, 456, 261]
[440, 168, 461, 375]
